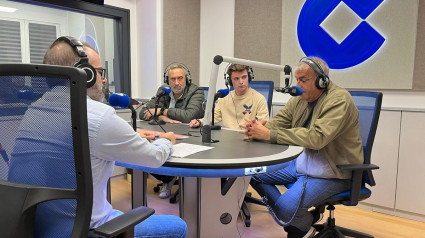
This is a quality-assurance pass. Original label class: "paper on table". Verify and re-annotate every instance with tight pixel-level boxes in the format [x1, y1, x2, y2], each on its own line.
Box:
[172, 143, 213, 158]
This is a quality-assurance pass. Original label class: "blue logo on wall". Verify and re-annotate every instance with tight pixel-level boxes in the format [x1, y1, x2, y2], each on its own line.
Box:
[297, 0, 385, 69]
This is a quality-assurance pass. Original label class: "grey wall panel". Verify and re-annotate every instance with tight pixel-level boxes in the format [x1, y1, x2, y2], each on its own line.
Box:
[234, 0, 282, 86]
[413, 0, 425, 90]
[163, 0, 200, 85]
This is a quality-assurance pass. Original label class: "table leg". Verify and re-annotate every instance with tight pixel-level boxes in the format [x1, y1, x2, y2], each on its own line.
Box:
[131, 169, 148, 208]
[180, 176, 251, 238]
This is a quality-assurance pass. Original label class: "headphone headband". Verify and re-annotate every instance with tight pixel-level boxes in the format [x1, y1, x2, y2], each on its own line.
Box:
[224, 64, 254, 87]
[299, 57, 329, 89]
[163, 63, 192, 85]
[54, 36, 96, 88]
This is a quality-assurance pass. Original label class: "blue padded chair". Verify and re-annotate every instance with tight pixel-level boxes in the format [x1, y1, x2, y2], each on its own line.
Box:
[0, 64, 154, 238]
[201, 86, 209, 100]
[307, 91, 382, 237]
[248, 81, 274, 116]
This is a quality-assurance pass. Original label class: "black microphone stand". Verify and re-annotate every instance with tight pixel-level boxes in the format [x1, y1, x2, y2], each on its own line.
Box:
[211, 100, 221, 130]
[148, 96, 165, 125]
[129, 105, 137, 132]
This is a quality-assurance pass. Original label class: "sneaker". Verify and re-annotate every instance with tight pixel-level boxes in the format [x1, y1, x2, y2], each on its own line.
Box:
[159, 177, 176, 199]
[302, 227, 316, 238]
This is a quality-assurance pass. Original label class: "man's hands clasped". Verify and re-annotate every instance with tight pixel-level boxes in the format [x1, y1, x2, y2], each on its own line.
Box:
[239, 118, 270, 141]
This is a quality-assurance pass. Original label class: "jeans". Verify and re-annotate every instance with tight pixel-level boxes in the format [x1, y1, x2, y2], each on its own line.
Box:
[250, 159, 350, 233]
[89, 210, 187, 238]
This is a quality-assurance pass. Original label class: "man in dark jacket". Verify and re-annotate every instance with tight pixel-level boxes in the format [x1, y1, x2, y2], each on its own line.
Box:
[140, 63, 204, 124]
[140, 63, 204, 198]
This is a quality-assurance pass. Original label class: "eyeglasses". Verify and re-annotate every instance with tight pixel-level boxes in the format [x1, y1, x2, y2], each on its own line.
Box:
[95, 67, 107, 80]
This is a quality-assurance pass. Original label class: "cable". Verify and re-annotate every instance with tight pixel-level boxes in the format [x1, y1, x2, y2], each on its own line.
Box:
[254, 169, 307, 228]
[226, 85, 243, 130]
[143, 106, 167, 133]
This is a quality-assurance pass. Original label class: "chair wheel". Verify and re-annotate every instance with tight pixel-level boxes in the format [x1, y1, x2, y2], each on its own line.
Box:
[153, 186, 160, 193]
[170, 197, 177, 203]
[244, 220, 251, 227]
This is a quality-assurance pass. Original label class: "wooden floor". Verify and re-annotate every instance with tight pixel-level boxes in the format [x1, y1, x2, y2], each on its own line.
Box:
[111, 178, 425, 238]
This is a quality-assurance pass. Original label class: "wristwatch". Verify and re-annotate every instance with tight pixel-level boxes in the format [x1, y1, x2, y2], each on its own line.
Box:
[159, 107, 165, 116]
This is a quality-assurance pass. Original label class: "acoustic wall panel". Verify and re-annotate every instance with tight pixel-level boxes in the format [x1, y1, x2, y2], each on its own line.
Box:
[163, 0, 200, 85]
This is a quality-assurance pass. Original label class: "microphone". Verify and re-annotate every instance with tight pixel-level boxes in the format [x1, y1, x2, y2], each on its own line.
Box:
[210, 88, 229, 131]
[149, 87, 171, 126]
[0, 143, 10, 166]
[284, 65, 292, 87]
[108, 93, 142, 108]
[214, 88, 229, 101]
[156, 87, 171, 98]
[275, 86, 304, 96]
[108, 93, 131, 108]
[16, 90, 43, 100]
[108, 93, 142, 131]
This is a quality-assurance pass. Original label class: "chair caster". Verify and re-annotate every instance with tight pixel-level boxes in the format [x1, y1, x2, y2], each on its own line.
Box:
[153, 184, 161, 193]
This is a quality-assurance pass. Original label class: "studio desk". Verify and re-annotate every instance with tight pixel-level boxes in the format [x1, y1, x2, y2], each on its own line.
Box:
[115, 121, 303, 238]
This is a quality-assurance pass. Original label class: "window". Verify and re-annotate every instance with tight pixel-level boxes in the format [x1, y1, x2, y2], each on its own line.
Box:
[0, 19, 21, 63]
[2, 0, 131, 96]
[29, 23, 57, 63]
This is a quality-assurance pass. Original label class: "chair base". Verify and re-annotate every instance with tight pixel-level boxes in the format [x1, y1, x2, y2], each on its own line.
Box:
[314, 223, 373, 238]
[314, 205, 373, 238]
[240, 192, 266, 227]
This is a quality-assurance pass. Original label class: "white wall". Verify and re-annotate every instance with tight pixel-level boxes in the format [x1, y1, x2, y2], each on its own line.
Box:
[199, 0, 235, 89]
[106, 0, 425, 110]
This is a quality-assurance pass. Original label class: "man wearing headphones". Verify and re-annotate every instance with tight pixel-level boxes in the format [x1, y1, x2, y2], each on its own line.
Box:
[189, 64, 269, 129]
[140, 63, 204, 199]
[240, 57, 363, 238]
[140, 63, 205, 124]
[41, 37, 187, 237]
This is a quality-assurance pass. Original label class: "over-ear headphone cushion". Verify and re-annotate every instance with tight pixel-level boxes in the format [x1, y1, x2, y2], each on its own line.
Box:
[315, 74, 329, 89]
[248, 67, 254, 82]
[56, 36, 97, 88]
[75, 62, 96, 88]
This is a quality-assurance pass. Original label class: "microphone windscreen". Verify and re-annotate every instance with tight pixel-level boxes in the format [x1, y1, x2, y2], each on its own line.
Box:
[108, 93, 130, 108]
[16, 90, 35, 100]
[217, 88, 229, 98]
[290, 86, 304, 96]
[161, 87, 171, 96]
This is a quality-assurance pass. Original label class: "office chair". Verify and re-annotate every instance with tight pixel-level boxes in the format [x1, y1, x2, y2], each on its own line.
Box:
[308, 91, 382, 237]
[201, 86, 209, 100]
[248, 81, 274, 116]
[0, 64, 154, 238]
[241, 91, 382, 235]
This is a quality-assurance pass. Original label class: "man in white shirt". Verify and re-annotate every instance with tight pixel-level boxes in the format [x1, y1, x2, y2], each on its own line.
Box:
[40, 36, 187, 237]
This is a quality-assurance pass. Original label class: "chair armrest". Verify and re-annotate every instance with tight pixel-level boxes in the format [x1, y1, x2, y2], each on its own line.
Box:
[93, 206, 155, 237]
[336, 164, 379, 171]
[336, 164, 379, 206]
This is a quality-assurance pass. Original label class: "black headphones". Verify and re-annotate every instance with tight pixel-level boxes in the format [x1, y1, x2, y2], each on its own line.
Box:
[163, 63, 192, 86]
[299, 57, 329, 89]
[54, 36, 97, 88]
[224, 64, 254, 87]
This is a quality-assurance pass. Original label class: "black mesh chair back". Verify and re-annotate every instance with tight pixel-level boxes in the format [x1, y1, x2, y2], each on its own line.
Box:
[0, 63, 92, 238]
